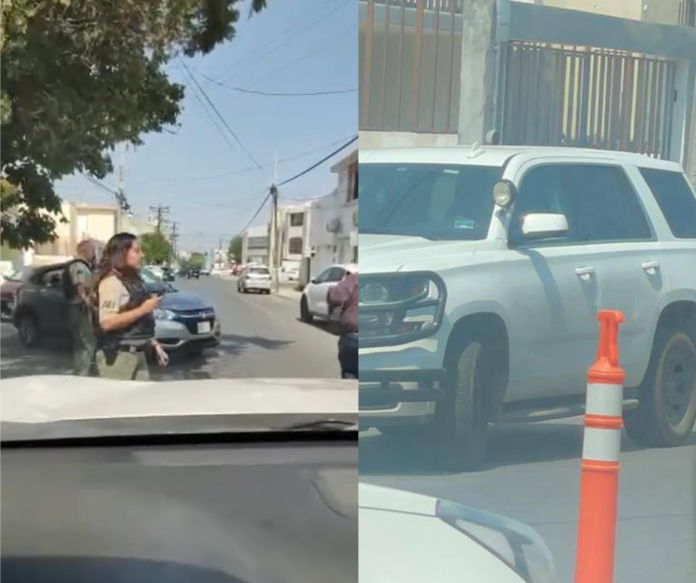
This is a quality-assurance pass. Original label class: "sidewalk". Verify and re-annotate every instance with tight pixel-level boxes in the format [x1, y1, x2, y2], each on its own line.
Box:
[274, 283, 303, 302]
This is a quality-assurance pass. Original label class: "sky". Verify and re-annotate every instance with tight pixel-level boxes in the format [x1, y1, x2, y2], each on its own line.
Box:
[56, 0, 358, 253]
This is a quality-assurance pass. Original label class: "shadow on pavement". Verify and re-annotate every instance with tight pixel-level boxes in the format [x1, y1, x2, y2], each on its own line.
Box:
[358, 422, 696, 476]
[0, 331, 72, 379]
[295, 318, 341, 337]
[215, 333, 293, 352]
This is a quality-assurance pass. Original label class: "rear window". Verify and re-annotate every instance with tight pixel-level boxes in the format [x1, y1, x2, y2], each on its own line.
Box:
[250, 268, 270, 275]
[639, 168, 696, 239]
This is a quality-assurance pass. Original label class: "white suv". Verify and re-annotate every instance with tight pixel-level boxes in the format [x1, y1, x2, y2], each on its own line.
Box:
[359, 146, 696, 470]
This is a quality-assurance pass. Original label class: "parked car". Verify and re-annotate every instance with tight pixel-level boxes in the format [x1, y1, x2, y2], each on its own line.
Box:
[360, 483, 556, 583]
[12, 263, 220, 355]
[300, 264, 358, 323]
[1, 269, 28, 320]
[359, 146, 696, 470]
[238, 265, 272, 294]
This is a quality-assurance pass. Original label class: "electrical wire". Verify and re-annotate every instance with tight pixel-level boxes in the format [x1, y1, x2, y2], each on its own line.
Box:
[197, 72, 357, 96]
[215, 0, 347, 83]
[178, 59, 264, 172]
[278, 135, 357, 186]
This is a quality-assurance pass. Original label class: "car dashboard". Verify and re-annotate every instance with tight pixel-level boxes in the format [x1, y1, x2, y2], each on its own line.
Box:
[1, 436, 357, 583]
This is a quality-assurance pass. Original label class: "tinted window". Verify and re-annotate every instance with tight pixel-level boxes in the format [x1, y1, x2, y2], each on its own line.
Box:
[249, 267, 270, 275]
[360, 163, 502, 241]
[639, 168, 696, 239]
[510, 164, 652, 244]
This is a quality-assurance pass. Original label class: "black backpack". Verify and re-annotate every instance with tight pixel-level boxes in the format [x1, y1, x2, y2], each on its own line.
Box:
[62, 259, 91, 302]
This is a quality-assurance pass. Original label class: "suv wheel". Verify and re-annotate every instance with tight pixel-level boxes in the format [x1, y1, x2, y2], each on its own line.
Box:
[624, 327, 696, 447]
[17, 312, 41, 348]
[435, 337, 492, 471]
[300, 296, 313, 323]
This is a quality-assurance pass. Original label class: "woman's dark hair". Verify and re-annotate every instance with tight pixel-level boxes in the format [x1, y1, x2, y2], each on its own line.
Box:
[94, 232, 139, 289]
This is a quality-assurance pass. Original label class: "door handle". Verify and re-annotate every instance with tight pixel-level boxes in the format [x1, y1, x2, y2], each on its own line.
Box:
[575, 266, 595, 281]
[641, 261, 660, 273]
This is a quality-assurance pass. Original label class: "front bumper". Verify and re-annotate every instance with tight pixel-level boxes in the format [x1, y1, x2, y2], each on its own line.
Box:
[155, 317, 221, 351]
[359, 368, 447, 427]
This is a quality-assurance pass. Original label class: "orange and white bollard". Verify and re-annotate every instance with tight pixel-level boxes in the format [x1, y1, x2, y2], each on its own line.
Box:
[574, 310, 625, 583]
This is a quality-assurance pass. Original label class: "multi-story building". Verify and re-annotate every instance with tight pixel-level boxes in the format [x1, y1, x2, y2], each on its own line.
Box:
[25, 201, 151, 266]
[241, 224, 270, 266]
[277, 201, 312, 272]
[305, 150, 358, 282]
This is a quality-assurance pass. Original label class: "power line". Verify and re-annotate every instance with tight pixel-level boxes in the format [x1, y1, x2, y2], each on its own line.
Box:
[178, 59, 264, 172]
[279, 135, 357, 186]
[178, 62, 248, 166]
[215, 0, 347, 83]
[129, 135, 355, 186]
[234, 190, 273, 238]
[197, 73, 357, 96]
[149, 205, 170, 233]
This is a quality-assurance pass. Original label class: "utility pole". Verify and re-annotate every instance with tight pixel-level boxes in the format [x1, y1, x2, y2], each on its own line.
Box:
[270, 154, 280, 292]
[115, 143, 128, 232]
[169, 221, 179, 265]
[149, 205, 170, 233]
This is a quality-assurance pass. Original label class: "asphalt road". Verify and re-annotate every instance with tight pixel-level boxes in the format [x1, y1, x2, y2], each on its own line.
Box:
[359, 422, 696, 583]
[0, 276, 340, 380]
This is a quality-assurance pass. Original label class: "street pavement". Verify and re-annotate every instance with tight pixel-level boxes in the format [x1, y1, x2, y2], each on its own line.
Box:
[359, 422, 696, 583]
[0, 275, 340, 380]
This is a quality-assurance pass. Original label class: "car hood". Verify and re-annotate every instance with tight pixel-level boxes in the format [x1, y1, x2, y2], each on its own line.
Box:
[359, 483, 437, 516]
[359, 233, 482, 273]
[159, 290, 212, 311]
[0, 376, 357, 426]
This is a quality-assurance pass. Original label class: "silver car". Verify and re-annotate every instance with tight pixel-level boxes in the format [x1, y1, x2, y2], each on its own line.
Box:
[141, 268, 221, 354]
[237, 265, 272, 294]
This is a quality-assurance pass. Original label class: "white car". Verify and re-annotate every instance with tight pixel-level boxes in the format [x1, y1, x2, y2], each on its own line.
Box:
[360, 483, 556, 583]
[146, 264, 164, 279]
[300, 263, 358, 323]
[238, 265, 272, 294]
[359, 146, 696, 470]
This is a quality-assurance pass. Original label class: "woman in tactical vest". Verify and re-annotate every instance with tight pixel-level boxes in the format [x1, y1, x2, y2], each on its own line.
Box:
[93, 233, 167, 380]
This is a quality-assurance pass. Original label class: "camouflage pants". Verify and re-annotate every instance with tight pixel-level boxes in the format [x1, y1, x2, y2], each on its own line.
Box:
[68, 304, 96, 376]
[95, 348, 150, 381]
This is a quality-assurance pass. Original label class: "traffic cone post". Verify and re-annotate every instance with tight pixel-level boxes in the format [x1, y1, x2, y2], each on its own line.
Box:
[574, 310, 625, 583]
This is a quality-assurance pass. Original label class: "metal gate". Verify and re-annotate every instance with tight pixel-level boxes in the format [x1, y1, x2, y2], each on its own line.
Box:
[499, 42, 678, 159]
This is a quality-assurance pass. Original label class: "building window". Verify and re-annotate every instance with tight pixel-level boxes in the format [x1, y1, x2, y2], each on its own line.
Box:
[348, 163, 358, 202]
[289, 237, 303, 254]
[247, 236, 269, 250]
[289, 212, 304, 227]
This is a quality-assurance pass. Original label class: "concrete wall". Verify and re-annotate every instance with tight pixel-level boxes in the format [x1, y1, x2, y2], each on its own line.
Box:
[360, 130, 458, 149]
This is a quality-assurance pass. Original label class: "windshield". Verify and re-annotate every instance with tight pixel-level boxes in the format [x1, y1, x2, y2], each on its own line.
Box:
[360, 163, 502, 240]
[249, 267, 270, 275]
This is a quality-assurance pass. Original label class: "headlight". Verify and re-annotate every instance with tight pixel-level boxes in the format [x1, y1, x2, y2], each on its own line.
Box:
[358, 271, 446, 347]
[153, 308, 175, 320]
[436, 500, 557, 583]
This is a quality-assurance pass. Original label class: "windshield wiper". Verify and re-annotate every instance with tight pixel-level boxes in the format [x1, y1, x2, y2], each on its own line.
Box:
[282, 419, 358, 432]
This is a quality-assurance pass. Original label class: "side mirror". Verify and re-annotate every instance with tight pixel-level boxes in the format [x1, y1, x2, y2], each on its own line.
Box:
[311, 278, 318, 284]
[521, 213, 569, 238]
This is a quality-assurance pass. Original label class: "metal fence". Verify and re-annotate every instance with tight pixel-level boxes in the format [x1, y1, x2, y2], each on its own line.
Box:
[499, 43, 678, 159]
[359, 0, 463, 133]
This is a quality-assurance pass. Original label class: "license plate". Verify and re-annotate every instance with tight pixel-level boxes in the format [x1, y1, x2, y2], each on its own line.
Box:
[197, 321, 211, 334]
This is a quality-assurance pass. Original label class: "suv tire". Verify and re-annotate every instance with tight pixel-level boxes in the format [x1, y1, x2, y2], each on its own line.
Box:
[624, 327, 696, 447]
[17, 312, 41, 348]
[436, 337, 492, 471]
[300, 296, 313, 323]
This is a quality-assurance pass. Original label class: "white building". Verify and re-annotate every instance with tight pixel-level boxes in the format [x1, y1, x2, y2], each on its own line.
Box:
[242, 224, 269, 266]
[305, 150, 358, 281]
[276, 201, 312, 272]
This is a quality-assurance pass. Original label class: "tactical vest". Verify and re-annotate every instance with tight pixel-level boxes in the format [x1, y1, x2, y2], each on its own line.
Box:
[62, 258, 92, 302]
[97, 271, 156, 349]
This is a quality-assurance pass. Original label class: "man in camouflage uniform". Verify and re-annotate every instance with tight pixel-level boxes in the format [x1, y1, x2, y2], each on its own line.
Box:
[64, 240, 97, 376]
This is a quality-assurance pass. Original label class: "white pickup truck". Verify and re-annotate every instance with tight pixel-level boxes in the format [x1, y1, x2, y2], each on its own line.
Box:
[359, 146, 696, 470]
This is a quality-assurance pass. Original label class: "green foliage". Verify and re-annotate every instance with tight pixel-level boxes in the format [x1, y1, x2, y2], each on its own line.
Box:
[140, 230, 172, 264]
[1, 0, 269, 249]
[228, 236, 242, 261]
